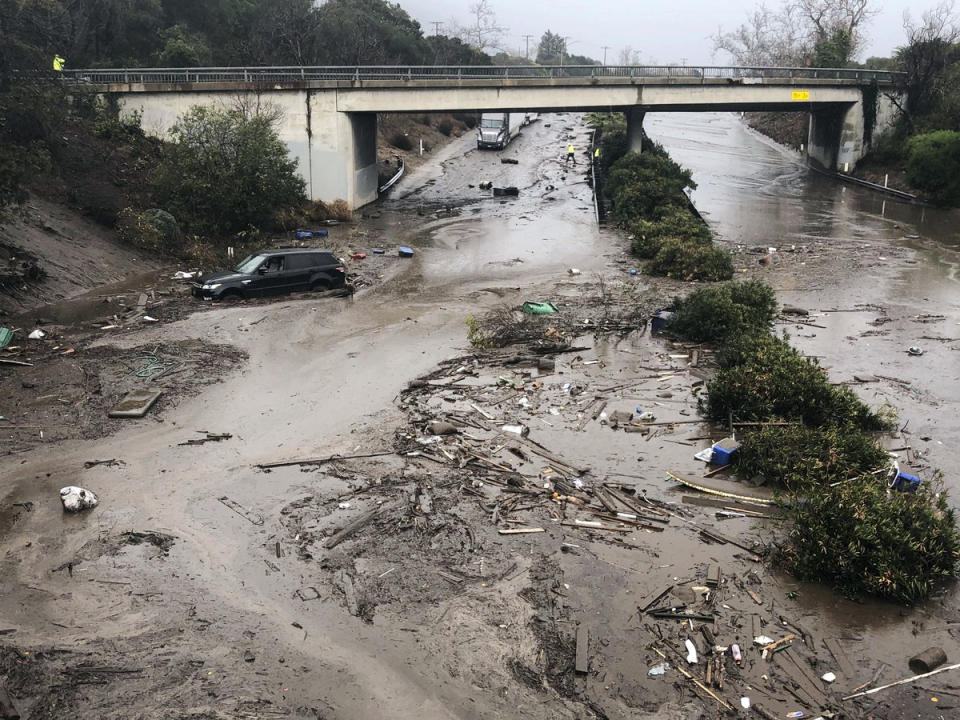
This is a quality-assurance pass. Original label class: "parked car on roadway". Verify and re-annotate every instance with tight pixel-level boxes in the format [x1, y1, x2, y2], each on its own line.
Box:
[192, 248, 346, 301]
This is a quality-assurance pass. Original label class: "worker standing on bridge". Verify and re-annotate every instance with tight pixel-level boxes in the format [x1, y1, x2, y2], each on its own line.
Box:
[566, 143, 576, 165]
[53, 54, 66, 72]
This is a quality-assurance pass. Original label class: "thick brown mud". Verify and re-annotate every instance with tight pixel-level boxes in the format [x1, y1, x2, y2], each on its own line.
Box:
[2, 112, 959, 720]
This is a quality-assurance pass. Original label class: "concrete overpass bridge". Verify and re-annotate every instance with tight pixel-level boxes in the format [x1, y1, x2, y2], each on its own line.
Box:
[65, 65, 906, 209]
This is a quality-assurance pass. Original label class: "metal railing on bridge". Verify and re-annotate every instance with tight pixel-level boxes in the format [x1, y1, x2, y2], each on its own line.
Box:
[61, 65, 905, 86]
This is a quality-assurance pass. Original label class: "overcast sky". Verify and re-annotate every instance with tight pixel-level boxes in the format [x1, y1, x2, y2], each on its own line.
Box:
[398, 0, 925, 64]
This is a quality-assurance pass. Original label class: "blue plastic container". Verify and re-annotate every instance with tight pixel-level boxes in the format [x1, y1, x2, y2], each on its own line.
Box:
[295, 230, 312, 239]
[710, 437, 740, 466]
[312, 229, 329, 237]
[398, 246, 414, 258]
[890, 470, 921, 492]
[651, 310, 675, 331]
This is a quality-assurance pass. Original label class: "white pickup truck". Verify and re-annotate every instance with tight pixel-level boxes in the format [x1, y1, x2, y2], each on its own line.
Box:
[476, 112, 524, 150]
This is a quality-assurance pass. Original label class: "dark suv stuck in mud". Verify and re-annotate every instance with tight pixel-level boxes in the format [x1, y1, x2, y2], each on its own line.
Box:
[192, 249, 346, 301]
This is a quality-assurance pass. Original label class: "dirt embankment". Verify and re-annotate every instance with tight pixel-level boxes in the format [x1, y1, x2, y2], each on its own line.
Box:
[743, 111, 809, 150]
[376, 113, 477, 185]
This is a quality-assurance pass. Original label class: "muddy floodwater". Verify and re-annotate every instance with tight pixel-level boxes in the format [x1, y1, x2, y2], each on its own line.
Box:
[2, 111, 959, 720]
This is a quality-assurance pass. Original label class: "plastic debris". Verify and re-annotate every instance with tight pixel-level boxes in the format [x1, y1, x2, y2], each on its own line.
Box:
[908, 346, 924, 356]
[398, 246, 415, 258]
[822, 671, 836, 682]
[647, 662, 669, 677]
[786, 712, 804, 718]
[731, 644, 742, 663]
[521, 301, 558, 315]
[501, 424, 529, 437]
[740, 697, 751, 709]
[172, 270, 197, 280]
[60, 486, 98, 512]
[568, 268, 582, 276]
[337, 502, 351, 510]
[754, 635, 774, 645]
[685, 639, 698, 664]
[143, 315, 158, 322]
[28, 329, 45, 340]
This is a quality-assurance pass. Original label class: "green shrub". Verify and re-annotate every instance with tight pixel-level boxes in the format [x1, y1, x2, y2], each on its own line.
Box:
[116, 207, 182, 253]
[646, 239, 733, 282]
[436, 119, 454, 136]
[630, 206, 713, 259]
[777, 478, 960, 603]
[905, 130, 960, 206]
[152, 106, 305, 236]
[605, 152, 696, 224]
[668, 280, 777, 342]
[735, 425, 891, 492]
[703, 333, 889, 430]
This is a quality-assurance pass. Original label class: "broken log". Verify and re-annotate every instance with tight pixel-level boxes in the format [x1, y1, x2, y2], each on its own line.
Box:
[256, 450, 395, 469]
[324, 507, 381, 549]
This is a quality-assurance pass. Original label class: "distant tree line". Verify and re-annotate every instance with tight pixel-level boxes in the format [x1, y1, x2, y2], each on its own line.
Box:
[0, 0, 493, 70]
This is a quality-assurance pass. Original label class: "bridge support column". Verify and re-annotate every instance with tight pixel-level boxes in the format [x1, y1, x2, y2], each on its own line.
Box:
[626, 107, 645, 153]
[299, 91, 378, 208]
[807, 101, 864, 173]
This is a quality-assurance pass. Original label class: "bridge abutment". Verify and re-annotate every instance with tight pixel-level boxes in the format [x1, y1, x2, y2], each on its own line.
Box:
[117, 89, 377, 210]
[806, 90, 904, 173]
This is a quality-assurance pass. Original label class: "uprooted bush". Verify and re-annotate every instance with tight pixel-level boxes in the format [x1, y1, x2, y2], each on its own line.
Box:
[735, 424, 891, 492]
[776, 478, 960, 603]
[116, 207, 182, 253]
[647, 239, 733, 282]
[703, 333, 890, 430]
[629, 205, 713, 258]
[668, 280, 777, 342]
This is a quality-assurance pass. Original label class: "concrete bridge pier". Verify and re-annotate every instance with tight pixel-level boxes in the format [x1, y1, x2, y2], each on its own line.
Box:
[626, 107, 645, 153]
[807, 101, 862, 172]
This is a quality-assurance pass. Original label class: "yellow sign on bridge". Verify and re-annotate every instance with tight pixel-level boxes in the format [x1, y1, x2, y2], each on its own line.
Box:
[791, 90, 811, 101]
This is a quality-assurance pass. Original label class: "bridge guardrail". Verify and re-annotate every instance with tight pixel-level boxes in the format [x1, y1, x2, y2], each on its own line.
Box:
[60, 65, 905, 86]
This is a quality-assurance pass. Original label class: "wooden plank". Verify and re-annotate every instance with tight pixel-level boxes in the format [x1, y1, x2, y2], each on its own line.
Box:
[640, 583, 674, 612]
[498, 527, 544, 535]
[575, 624, 589, 674]
[706, 565, 721, 587]
[778, 647, 828, 706]
[824, 637, 856, 680]
[750, 614, 762, 639]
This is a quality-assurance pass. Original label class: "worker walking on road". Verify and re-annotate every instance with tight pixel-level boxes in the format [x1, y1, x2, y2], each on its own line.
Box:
[566, 143, 576, 165]
[53, 54, 66, 72]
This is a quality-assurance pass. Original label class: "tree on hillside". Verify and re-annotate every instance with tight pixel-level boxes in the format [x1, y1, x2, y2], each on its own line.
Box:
[797, 0, 877, 65]
[461, 0, 506, 53]
[896, 1, 960, 125]
[311, 0, 428, 65]
[714, 0, 877, 67]
[427, 34, 492, 65]
[152, 106, 305, 236]
[536, 30, 566, 64]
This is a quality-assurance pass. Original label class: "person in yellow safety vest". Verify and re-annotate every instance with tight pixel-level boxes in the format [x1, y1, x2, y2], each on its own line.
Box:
[53, 54, 66, 72]
[566, 143, 576, 165]
[594, 147, 600, 160]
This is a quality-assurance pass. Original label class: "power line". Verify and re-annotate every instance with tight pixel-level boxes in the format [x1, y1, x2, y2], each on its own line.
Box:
[601, 45, 610, 66]
[431, 21, 443, 36]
